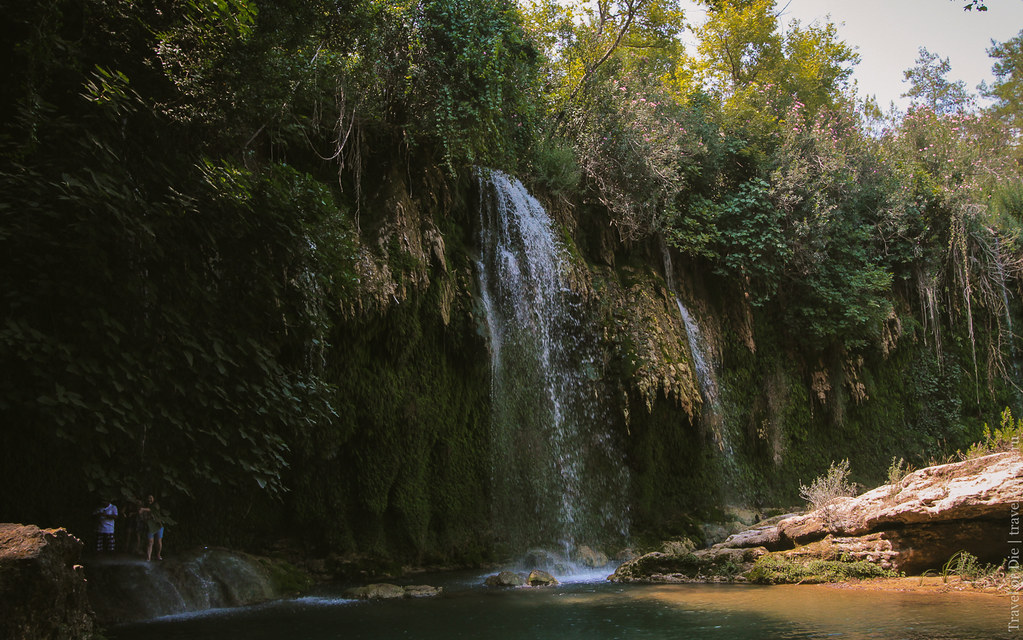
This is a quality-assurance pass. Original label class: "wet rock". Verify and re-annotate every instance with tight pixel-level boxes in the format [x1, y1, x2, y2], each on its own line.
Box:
[527, 569, 559, 586]
[610, 546, 766, 584]
[0, 523, 94, 640]
[87, 548, 288, 624]
[575, 545, 609, 568]
[484, 571, 526, 587]
[403, 584, 443, 598]
[344, 583, 406, 599]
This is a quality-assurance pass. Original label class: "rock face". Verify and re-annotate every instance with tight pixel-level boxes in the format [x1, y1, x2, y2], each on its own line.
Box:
[752, 452, 1023, 573]
[614, 452, 1023, 581]
[0, 523, 94, 640]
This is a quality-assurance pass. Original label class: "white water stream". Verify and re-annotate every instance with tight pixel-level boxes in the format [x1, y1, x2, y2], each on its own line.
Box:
[477, 170, 628, 560]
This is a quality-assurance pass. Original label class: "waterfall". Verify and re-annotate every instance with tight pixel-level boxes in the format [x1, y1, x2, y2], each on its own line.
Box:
[661, 244, 725, 446]
[477, 170, 628, 558]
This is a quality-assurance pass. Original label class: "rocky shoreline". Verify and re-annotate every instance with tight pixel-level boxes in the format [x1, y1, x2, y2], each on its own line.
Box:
[612, 451, 1023, 587]
[3, 452, 1020, 638]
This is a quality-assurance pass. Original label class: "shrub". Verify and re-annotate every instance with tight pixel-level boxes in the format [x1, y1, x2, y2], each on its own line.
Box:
[965, 407, 1023, 458]
[885, 456, 913, 487]
[799, 459, 855, 512]
[747, 555, 897, 584]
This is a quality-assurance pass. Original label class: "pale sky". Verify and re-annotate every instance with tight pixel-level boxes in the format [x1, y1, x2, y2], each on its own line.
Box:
[680, 0, 1023, 110]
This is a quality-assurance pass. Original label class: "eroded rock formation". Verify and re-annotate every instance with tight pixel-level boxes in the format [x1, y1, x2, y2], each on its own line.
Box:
[0, 523, 94, 640]
[613, 452, 1023, 581]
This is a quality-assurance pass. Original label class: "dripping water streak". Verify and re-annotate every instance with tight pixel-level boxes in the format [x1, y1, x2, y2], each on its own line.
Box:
[661, 243, 724, 449]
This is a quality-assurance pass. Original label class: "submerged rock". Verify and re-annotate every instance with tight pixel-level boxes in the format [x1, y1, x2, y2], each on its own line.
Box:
[344, 583, 407, 599]
[527, 569, 559, 586]
[0, 523, 94, 640]
[484, 571, 526, 587]
[403, 584, 443, 598]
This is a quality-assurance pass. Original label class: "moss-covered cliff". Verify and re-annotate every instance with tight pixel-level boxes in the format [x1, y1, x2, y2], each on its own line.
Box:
[2, 0, 1020, 569]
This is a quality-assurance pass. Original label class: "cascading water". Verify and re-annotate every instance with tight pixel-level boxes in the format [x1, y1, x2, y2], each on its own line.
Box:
[661, 244, 725, 447]
[477, 170, 628, 562]
[86, 550, 278, 623]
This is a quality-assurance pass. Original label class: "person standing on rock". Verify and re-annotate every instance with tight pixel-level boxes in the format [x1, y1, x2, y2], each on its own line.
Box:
[93, 498, 118, 553]
[139, 494, 169, 561]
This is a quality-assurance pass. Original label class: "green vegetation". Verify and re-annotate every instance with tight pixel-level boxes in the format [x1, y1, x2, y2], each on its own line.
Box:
[1, 0, 1022, 564]
[747, 555, 900, 584]
[965, 407, 1023, 458]
[799, 460, 855, 513]
[885, 457, 914, 488]
[941, 550, 993, 582]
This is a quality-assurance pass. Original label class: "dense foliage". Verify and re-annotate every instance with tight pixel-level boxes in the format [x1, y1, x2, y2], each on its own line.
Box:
[2, 0, 1022, 561]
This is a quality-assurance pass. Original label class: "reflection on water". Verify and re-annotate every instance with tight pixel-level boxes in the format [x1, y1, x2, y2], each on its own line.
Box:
[108, 578, 1013, 640]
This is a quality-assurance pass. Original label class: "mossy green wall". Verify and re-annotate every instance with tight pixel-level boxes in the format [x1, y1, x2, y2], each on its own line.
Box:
[281, 174, 1019, 564]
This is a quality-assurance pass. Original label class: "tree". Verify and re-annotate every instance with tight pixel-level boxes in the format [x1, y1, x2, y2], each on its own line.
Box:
[984, 29, 1023, 132]
[902, 47, 971, 115]
[687, 0, 858, 125]
[525, 0, 685, 130]
[693, 0, 782, 96]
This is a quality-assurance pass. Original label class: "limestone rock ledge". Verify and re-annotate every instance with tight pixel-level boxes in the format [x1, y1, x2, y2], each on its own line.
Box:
[0, 523, 94, 640]
[613, 452, 1023, 581]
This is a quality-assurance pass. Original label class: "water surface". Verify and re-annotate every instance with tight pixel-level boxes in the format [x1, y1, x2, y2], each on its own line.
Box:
[108, 576, 1013, 640]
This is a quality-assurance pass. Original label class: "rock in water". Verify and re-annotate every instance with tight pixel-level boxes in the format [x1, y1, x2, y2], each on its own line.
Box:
[0, 523, 94, 640]
[484, 571, 526, 587]
[576, 545, 609, 568]
[527, 569, 559, 586]
[610, 547, 766, 584]
[403, 584, 443, 598]
[344, 583, 406, 599]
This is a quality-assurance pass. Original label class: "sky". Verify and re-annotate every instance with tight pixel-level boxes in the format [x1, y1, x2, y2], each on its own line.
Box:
[679, 0, 1023, 110]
